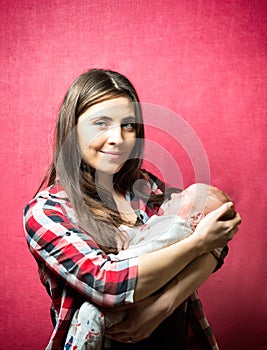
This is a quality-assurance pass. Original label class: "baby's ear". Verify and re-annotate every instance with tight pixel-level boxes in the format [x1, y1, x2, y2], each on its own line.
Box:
[189, 211, 205, 225]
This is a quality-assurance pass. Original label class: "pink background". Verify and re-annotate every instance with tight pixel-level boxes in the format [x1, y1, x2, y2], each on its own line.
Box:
[1, 0, 266, 349]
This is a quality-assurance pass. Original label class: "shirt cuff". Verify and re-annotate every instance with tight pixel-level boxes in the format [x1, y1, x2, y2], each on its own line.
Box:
[211, 246, 229, 272]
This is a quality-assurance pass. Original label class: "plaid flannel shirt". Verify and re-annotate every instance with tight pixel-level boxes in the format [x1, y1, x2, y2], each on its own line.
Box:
[23, 170, 219, 350]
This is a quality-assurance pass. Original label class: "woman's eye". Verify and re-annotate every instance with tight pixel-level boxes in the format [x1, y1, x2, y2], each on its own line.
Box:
[122, 122, 136, 132]
[94, 120, 108, 129]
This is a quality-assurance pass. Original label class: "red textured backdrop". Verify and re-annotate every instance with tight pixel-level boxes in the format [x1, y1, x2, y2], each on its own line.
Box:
[1, 1, 266, 349]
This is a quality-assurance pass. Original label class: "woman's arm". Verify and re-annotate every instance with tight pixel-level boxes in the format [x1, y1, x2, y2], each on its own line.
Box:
[134, 202, 241, 301]
[160, 253, 217, 315]
[24, 188, 240, 308]
[105, 253, 217, 342]
[23, 194, 139, 308]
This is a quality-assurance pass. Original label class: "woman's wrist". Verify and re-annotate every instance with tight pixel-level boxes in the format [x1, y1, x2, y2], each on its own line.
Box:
[185, 233, 207, 257]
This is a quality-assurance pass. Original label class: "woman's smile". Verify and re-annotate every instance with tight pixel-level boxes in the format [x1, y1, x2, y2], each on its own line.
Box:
[100, 149, 124, 160]
[77, 97, 137, 174]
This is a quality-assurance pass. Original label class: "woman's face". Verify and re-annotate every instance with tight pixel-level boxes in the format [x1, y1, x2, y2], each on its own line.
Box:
[77, 97, 137, 175]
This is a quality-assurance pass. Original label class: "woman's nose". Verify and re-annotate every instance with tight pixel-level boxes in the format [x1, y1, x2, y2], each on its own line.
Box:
[107, 124, 123, 145]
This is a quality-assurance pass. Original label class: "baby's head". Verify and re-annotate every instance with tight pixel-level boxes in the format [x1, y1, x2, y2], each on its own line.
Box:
[163, 183, 233, 230]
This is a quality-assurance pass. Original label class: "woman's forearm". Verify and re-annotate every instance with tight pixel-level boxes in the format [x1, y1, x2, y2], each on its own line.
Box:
[105, 253, 218, 343]
[158, 253, 217, 316]
[134, 202, 240, 301]
[134, 234, 203, 301]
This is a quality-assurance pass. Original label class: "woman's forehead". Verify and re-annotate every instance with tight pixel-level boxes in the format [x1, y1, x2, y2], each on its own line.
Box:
[78, 97, 135, 124]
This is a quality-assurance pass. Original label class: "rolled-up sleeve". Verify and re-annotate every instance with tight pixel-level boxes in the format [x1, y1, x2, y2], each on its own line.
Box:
[23, 193, 138, 308]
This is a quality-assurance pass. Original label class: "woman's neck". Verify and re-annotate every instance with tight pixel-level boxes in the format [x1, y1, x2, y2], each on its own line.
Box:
[95, 171, 114, 192]
[96, 171, 137, 225]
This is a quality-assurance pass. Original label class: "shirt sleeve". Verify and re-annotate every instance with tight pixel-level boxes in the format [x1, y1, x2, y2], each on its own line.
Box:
[23, 193, 138, 308]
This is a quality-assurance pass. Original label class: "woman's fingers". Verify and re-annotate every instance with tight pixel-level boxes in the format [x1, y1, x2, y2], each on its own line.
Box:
[115, 230, 131, 252]
[227, 212, 242, 239]
[212, 202, 235, 220]
[193, 202, 242, 253]
[120, 230, 131, 250]
[232, 212, 242, 226]
[221, 211, 242, 236]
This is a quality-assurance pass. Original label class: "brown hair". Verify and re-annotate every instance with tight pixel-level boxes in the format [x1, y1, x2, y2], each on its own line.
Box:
[38, 69, 148, 249]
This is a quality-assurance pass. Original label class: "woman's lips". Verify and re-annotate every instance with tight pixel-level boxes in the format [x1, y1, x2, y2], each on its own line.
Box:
[100, 150, 123, 160]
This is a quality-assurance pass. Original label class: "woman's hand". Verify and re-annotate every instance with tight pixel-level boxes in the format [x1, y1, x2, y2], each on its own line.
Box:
[191, 202, 242, 254]
[105, 292, 168, 343]
[115, 229, 131, 252]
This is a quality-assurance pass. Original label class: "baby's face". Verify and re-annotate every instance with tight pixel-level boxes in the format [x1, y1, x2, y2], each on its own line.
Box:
[163, 187, 194, 219]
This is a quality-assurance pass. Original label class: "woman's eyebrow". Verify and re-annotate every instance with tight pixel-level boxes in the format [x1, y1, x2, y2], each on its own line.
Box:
[122, 115, 136, 122]
[82, 114, 136, 123]
[87, 116, 113, 122]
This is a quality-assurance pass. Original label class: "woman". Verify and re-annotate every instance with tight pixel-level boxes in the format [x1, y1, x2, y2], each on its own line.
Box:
[23, 68, 241, 350]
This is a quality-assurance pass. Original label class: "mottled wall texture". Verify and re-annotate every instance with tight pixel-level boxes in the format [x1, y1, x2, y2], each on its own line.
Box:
[1, 1, 266, 349]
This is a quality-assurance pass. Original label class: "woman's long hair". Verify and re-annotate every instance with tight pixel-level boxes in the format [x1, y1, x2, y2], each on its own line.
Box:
[37, 68, 160, 249]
